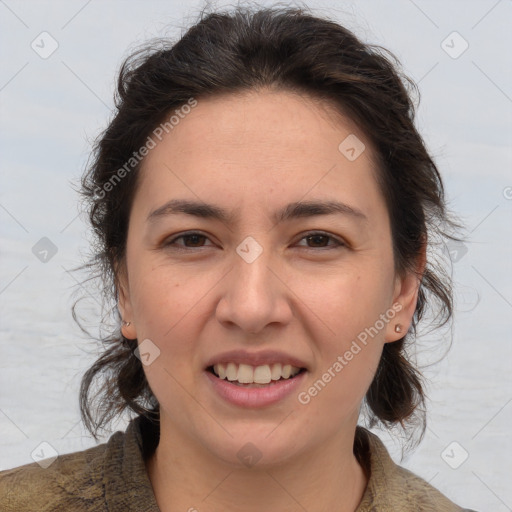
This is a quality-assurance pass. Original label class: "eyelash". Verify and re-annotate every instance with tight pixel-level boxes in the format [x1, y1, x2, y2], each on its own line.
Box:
[163, 231, 346, 251]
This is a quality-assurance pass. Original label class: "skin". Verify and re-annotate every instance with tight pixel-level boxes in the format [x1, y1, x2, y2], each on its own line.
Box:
[118, 89, 425, 512]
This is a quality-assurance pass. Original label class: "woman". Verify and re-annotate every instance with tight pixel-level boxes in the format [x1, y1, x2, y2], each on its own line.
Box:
[0, 5, 478, 511]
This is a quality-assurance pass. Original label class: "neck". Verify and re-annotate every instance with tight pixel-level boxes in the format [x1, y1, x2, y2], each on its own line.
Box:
[145, 415, 368, 512]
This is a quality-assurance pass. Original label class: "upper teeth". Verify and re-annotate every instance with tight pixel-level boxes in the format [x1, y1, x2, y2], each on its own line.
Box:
[213, 363, 302, 384]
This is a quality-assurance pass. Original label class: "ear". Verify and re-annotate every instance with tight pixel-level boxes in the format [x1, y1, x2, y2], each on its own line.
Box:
[385, 241, 427, 343]
[116, 261, 138, 340]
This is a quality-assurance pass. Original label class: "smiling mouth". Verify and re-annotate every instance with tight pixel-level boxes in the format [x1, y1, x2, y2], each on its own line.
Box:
[207, 363, 307, 387]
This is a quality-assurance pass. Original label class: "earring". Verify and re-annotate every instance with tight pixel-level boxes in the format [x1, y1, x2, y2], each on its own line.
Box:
[394, 324, 403, 333]
[122, 320, 131, 327]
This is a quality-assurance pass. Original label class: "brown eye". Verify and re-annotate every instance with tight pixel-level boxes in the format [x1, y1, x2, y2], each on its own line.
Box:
[296, 232, 345, 249]
[164, 232, 213, 249]
[180, 234, 208, 247]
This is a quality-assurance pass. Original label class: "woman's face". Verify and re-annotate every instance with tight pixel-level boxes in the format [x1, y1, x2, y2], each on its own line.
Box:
[119, 89, 421, 466]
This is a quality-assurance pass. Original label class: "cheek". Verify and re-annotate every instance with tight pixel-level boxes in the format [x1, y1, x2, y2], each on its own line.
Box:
[130, 266, 207, 406]
[293, 262, 393, 344]
[296, 270, 389, 406]
[128, 260, 220, 387]
[293, 265, 391, 403]
[130, 261, 204, 337]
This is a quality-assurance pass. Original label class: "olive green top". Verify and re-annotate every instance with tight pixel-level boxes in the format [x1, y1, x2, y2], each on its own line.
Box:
[0, 414, 476, 511]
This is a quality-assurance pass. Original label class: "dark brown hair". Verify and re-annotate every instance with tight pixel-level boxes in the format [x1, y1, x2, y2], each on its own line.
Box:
[77, 4, 461, 446]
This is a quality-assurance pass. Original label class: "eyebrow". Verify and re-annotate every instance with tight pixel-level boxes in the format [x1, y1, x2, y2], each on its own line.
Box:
[147, 198, 368, 225]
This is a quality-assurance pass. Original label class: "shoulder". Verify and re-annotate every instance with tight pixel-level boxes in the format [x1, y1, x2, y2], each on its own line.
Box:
[355, 426, 479, 512]
[0, 415, 159, 512]
[0, 435, 118, 512]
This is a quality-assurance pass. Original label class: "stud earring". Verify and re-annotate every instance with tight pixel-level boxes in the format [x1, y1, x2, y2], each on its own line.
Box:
[394, 324, 403, 333]
[122, 320, 131, 327]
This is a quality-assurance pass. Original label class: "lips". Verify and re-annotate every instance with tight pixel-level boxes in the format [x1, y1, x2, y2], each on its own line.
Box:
[204, 365, 307, 407]
[203, 349, 309, 406]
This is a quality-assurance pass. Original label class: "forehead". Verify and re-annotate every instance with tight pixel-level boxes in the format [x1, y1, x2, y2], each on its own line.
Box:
[156, 89, 368, 160]
[135, 89, 386, 224]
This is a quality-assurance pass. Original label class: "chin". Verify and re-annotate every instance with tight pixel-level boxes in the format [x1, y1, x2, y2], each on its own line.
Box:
[202, 429, 307, 470]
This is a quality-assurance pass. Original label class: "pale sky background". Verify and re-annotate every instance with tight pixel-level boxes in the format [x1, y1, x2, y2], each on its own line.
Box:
[0, 0, 511, 510]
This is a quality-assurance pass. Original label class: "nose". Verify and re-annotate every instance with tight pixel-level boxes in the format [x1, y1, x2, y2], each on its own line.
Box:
[215, 248, 293, 335]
